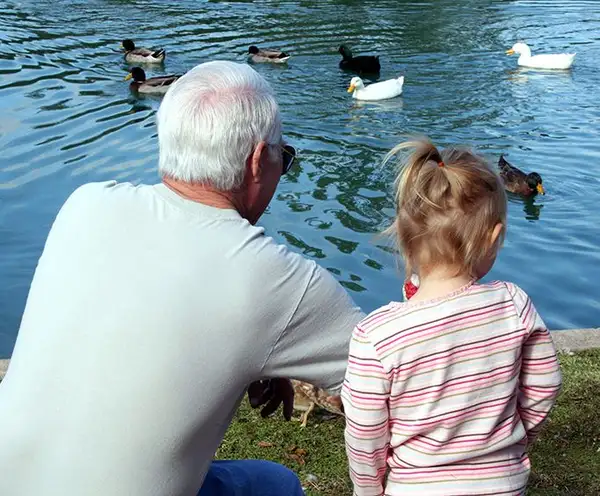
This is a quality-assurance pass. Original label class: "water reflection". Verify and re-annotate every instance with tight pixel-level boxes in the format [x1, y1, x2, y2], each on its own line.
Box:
[128, 101, 154, 114]
[351, 98, 404, 111]
[508, 194, 544, 221]
[523, 198, 544, 221]
[506, 67, 574, 84]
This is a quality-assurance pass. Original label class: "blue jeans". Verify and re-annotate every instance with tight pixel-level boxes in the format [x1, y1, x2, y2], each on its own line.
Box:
[198, 460, 305, 496]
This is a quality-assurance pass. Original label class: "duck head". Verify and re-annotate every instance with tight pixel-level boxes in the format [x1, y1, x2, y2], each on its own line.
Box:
[347, 77, 365, 93]
[526, 172, 545, 195]
[339, 45, 353, 59]
[124, 67, 146, 82]
[248, 46, 259, 55]
[122, 39, 135, 51]
[506, 42, 531, 58]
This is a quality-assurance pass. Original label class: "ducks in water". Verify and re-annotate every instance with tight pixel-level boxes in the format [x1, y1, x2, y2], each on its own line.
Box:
[114, 37, 560, 205]
[338, 45, 380, 74]
[124, 67, 180, 94]
[347, 75, 404, 101]
[498, 155, 545, 196]
[248, 46, 290, 64]
[122, 39, 165, 64]
[506, 42, 575, 70]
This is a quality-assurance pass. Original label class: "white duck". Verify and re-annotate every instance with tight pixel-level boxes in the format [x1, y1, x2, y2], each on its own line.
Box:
[347, 75, 404, 101]
[506, 42, 575, 70]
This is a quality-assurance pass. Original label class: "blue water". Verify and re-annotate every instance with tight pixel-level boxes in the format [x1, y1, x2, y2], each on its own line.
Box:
[1, 0, 599, 356]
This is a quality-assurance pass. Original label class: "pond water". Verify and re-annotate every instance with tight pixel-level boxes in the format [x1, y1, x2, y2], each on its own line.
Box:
[1, 0, 599, 356]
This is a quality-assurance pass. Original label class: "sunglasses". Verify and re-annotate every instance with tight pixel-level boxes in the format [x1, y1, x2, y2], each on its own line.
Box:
[281, 144, 296, 175]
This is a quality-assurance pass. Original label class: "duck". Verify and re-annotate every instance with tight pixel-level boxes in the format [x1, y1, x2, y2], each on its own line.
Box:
[498, 155, 545, 196]
[124, 67, 180, 95]
[248, 46, 290, 64]
[292, 380, 343, 428]
[347, 75, 404, 101]
[338, 45, 380, 74]
[122, 39, 165, 64]
[506, 42, 575, 70]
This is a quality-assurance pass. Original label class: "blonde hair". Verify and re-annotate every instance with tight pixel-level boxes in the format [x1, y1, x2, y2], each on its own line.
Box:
[385, 137, 507, 278]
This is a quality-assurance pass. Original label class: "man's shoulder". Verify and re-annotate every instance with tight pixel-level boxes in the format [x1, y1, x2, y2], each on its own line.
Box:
[60, 181, 322, 283]
[66, 180, 139, 202]
[60, 181, 131, 210]
[59, 181, 163, 222]
[234, 228, 318, 280]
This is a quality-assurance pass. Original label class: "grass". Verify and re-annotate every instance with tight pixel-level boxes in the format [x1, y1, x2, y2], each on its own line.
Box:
[218, 349, 600, 495]
[527, 349, 600, 495]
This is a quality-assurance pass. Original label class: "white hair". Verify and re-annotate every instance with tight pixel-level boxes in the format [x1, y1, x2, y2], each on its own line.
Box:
[156, 60, 282, 190]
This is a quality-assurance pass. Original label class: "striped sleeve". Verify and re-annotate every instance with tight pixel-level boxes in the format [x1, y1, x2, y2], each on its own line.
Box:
[509, 283, 562, 443]
[342, 325, 391, 496]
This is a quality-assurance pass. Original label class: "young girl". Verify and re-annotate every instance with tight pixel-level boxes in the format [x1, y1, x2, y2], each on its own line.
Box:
[342, 139, 561, 496]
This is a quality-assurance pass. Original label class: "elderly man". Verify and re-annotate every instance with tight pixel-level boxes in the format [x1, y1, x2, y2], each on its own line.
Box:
[0, 61, 363, 495]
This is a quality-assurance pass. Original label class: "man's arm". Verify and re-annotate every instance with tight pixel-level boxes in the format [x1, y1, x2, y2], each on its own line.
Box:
[260, 261, 365, 392]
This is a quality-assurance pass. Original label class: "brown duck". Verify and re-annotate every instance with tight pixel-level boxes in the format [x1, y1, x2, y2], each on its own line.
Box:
[124, 67, 180, 95]
[498, 155, 545, 196]
[291, 380, 343, 428]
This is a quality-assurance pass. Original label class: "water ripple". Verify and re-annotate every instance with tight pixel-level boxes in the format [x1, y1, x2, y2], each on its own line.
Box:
[1, 0, 600, 354]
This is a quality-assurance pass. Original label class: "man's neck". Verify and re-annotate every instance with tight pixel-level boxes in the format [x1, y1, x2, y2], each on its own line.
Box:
[162, 176, 240, 212]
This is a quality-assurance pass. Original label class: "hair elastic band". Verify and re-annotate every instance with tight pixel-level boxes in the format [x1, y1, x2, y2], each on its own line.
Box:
[438, 161, 445, 168]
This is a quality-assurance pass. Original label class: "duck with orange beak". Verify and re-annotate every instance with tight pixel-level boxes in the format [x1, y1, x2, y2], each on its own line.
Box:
[506, 42, 575, 70]
[498, 155, 546, 196]
[346, 75, 404, 101]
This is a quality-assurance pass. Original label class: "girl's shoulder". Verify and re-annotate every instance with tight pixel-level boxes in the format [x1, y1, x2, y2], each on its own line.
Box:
[357, 302, 401, 335]
[483, 280, 533, 306]
[358, 280, 534, 338]
[456, 280, 538, 326]
[402, 276, 531, 305]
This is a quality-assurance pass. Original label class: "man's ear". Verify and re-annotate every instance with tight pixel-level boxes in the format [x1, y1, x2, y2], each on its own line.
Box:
[247, 141, 267, 184]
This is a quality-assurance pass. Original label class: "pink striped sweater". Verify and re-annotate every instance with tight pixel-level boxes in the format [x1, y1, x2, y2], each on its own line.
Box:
[341, 281, 561, 496]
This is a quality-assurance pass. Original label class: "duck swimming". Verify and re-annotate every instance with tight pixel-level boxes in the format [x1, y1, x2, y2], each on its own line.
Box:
[122, 39, 165, 64]
[498, 155, 545, 196]
[248, 46, 290, 64]
[338, 45, 380, 74]
[124, 67, 180, 95]
[506, 42, 575, 70]
[347, 75, 404, 101]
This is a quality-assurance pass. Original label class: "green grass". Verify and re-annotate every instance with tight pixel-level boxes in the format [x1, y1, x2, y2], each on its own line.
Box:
[527, 349, 600, 495]
[218, 349, 600, 495]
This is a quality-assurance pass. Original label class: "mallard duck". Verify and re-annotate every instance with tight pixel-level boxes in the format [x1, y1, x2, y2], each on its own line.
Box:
[338, 45, 380, 74]
[498, 155, 545, 196]
[122, 39, 165, 64]
[292, 380, 343, 428]
[248, 46, 290, 64]
[124, 67, 180, 95]
[506, 42, 575, 70]
[347, 75, 404, 101]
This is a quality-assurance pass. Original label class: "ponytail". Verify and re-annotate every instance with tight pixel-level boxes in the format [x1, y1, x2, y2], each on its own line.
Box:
[384, 137, 507, 278]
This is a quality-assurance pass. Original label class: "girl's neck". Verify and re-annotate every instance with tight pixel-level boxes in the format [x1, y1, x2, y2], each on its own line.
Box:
[410, 267, 474, 303]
